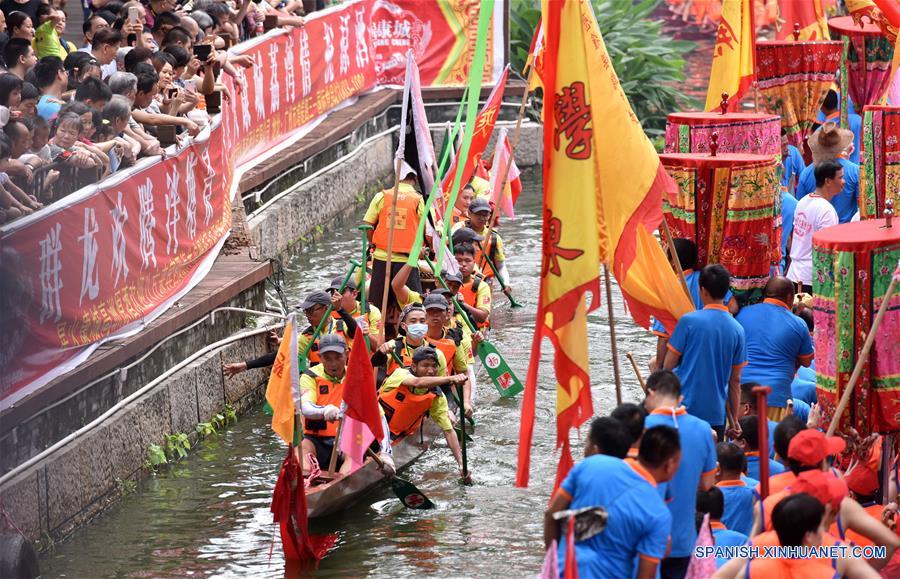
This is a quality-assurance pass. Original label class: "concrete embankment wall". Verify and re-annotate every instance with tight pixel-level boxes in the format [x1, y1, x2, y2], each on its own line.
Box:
[0, 110, 543, 549]
[0, 291, 274, 545]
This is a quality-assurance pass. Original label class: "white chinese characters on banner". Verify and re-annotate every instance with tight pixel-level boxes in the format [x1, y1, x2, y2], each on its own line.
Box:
[165, 165, 181, 256]
[300, 29, 312, 97]
[323, 22, 335, 84]
[268, 42, 281, 114]
[355, 8, 370, 68]
[339, 14, 350, 76]
[201, 148, 214, 226]
[238, 67, 252, 130]
[110, 191, 129, 287]
[184, 153, 197, 240]
[38, 222, 63, 324]
[77, 207, 100, 306]
[252, 53, 266, 121]
[138, 177, 157, 270]
[285, 36, 296, 103]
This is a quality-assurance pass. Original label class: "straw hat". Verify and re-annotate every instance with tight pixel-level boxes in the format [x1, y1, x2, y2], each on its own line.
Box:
[808, 123, 854, 163]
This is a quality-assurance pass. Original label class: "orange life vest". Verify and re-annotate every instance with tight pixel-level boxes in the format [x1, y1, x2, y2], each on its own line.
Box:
[451, 207, 465, 226]
[303, 330, 321, 364]
[745, 556, 839, 579]
[387, 338, 416, 375]
[372, 186, 421, 256]
[426, 328, 462, 369]
[466, 221, 500, 278]
[303, 371, 345, 438]
[457, 276, 489, 329]
[379, 385, 437, 436]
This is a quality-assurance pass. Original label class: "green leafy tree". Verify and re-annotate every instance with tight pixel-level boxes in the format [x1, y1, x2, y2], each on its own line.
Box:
[509, 0, 697, 136]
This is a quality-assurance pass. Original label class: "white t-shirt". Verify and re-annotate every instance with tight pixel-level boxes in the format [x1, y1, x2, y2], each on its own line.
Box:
[787, 194, 839, 285]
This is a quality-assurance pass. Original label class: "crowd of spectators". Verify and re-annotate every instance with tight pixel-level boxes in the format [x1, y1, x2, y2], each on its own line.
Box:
[0, 0, 313, 224]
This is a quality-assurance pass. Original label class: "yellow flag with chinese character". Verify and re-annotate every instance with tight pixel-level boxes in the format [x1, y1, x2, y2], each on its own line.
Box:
[517, 0, 693, 490]
[265, 314, 300, 445]
[705, 0, 756, 111]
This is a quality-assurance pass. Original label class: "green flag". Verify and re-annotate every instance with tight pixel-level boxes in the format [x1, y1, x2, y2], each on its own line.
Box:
[435, 0, 495, 270]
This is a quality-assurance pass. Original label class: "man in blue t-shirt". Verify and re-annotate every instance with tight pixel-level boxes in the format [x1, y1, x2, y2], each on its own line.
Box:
[545, 423, 679, 579]
[736, 277, 814, 416]
[795, 124, 859, 223]
[780, 187, 798, 272]
[715, 442, 756, 537]
[781, 130, 806, 194]
[650, 239, 736, 371]
[665, 265, 747, 437]
[644, 370, 717, 579]
[696, 486, 748, 569]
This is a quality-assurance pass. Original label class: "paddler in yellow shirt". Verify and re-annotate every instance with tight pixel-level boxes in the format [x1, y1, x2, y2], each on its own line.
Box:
[462, 198, 511, 292]
[325, 275, 383, 350]
[362, 161, 425, 322]
[299, 334, 394, 475]
[378, 345, 470, 481]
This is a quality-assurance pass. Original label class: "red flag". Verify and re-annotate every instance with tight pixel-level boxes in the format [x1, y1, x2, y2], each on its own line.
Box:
[776, 0, 829, 41]
[270, 447, 333, 564]
[489, 128, 521, 218]
[342, 330, 384, 442]
[441, 66, 510, 200]
[526, 17, 545, 90]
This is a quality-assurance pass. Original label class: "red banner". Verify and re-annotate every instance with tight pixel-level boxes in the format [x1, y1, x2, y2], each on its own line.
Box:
[0, 0, 506, 407]
[369, 0, 505, 86]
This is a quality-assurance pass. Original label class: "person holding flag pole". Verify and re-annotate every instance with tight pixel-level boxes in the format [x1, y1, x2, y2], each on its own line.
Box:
[265, 313, 334, 566]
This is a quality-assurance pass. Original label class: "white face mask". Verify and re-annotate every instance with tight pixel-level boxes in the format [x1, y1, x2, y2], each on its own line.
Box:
[405, 323, 428, 340]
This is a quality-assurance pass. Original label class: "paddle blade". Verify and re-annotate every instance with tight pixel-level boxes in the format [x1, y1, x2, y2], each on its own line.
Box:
[455, 426, 474, 443]
[391, 478, 435, 509]
[478, 340, 524, 398]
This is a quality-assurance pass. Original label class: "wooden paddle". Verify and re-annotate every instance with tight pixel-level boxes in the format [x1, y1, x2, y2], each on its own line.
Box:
[423, 255, 524, 398]
[457, 381, 471, 484]
[365, 449, 435, 509]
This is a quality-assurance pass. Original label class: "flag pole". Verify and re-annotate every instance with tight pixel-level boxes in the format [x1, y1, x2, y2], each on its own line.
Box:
[626, 352, 647, 394]
[826, 274, 898, 436]
[357, 224, 373, 352]
[378, 156, 404, 342]
[479, 65, 535, 298]
[603, 265, 622, 405]
[327, 416, 345, 475]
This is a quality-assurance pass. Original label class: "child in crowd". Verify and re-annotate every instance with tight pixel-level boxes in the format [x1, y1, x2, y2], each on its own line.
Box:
[736, 415, 787, 481]
[715, 442, 757, 536]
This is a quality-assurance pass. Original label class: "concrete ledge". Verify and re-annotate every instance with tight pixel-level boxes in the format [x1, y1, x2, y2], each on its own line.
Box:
[0, 330, 272, 545]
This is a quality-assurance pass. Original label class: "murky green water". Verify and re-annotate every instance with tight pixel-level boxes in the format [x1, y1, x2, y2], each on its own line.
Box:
[40, 176, 654, 578]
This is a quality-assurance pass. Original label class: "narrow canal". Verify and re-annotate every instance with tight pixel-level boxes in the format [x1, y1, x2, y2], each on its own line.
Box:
[40, 173, 654, 577]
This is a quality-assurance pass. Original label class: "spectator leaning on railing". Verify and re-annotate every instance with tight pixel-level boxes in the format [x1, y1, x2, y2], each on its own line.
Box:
[0, 0, 315, 224]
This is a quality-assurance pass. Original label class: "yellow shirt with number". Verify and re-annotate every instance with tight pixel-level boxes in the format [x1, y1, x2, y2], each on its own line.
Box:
[380, 368, 453, 431]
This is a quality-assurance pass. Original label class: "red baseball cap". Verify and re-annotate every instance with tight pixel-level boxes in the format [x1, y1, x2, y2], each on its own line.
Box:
[787, 429, 846, 466]
[791, 470, 848, 512]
